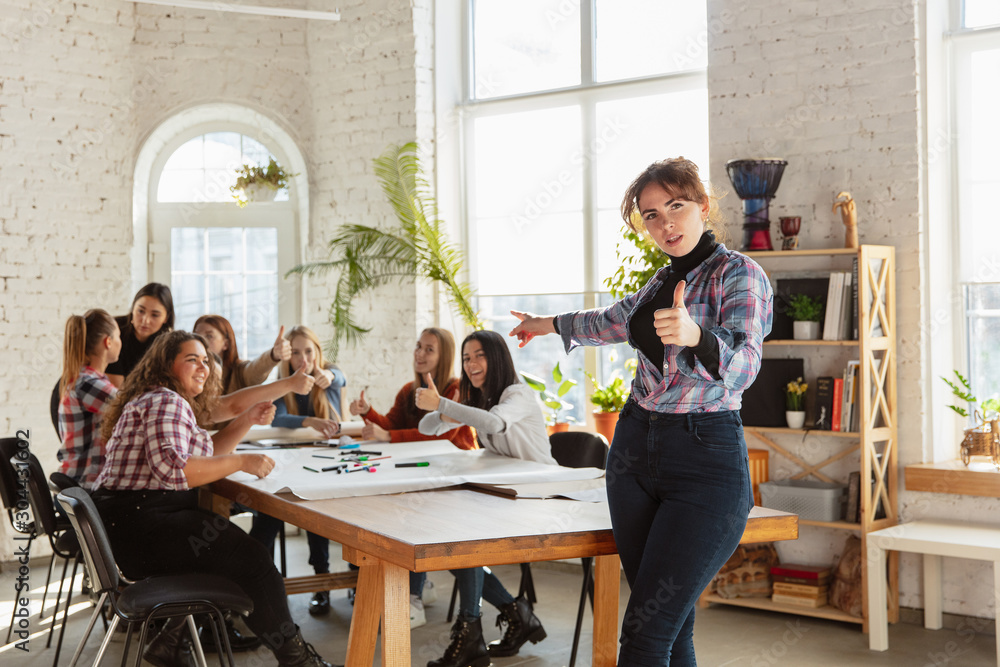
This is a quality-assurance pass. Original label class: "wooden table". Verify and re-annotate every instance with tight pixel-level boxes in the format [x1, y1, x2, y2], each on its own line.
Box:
[209, 479, 798, 667]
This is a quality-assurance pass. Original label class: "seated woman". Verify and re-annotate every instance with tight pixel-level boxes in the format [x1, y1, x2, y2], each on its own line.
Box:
[57, 309, 121, 488]
[92, 330, 334, 667]
[417, 330, 553, 667]
[194, 314, 289, 394]
[105, 282, 174, 387]
[250, 325, 346, 616]
[348, 327, 475, 626]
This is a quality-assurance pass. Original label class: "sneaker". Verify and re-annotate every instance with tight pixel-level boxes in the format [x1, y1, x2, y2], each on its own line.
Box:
[409, 595, 426, 629]
[421, 580, 438, 606]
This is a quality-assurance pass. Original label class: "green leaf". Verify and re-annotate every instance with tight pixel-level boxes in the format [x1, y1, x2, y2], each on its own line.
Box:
[544, 399, 563, 410]
[520, 372, 546, 392]
[556, 379, 577, 398]
[552, 362, 564, 383]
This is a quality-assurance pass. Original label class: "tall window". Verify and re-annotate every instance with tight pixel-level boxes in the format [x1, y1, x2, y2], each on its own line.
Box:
[954, 1, 1000, 406]
[152, 131, 298, 358]
[463, 0, 709, 422]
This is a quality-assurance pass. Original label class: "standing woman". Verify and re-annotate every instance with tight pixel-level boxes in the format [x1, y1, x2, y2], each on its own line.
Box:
[250, 325, 346, 616]
[349, 327, 475, 450]
[105, 282, 174, 387]
[510, 157, 773, 666]
[93, 330, 334, 667]
[193, 314, 290, 394]
[57, 309, 122, 488]
[417, 330, 552, 667]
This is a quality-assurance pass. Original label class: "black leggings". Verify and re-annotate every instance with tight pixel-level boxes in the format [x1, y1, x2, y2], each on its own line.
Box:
[93, 489, 297, 651]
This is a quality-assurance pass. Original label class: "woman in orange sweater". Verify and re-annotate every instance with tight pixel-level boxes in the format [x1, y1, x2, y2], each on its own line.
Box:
[349, 327, 475, 450]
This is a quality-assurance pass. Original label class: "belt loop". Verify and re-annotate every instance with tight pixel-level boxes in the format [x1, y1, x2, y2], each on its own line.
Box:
[685, 414, 694, 431]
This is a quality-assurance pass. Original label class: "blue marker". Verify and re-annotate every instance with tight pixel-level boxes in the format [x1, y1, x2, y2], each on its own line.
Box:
[339, 443, 360, 450]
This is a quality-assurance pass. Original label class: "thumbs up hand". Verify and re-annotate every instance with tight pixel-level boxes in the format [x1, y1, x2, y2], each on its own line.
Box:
[653, 280, 702, 347]
[414, 372, 441, 412]
[289, 359, 316, 395]
[271, 326, 290, 362]
[349, 389, 371, 417]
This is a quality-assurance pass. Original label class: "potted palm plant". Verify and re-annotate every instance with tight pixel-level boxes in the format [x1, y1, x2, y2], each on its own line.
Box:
[230, 157, 296, 208]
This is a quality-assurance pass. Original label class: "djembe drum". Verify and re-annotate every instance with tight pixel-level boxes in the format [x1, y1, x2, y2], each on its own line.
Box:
[726, 158, 788, 251]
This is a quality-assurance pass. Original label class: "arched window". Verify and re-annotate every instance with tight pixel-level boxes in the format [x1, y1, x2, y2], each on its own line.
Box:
[145, 124, 302, 359]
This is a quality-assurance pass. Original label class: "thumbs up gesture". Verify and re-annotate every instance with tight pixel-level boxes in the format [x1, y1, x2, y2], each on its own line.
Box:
[270, 326, 290, 362]
[289, 358, 316, 395]
[414, 372, 441, 412]
[653, 280, 702, 347]
[350, 389, 371, 417]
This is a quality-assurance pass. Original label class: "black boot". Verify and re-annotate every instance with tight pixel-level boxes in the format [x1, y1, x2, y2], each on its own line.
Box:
[199, 612, 262, 652]
[427, 616, 491, 667]
[272, 628, 338, 667]
[487, 595, 546, 658]
[143, 617, 197, 667]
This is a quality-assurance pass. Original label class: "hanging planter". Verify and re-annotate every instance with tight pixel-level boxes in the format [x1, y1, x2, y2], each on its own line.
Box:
[230, 157, 295, 208]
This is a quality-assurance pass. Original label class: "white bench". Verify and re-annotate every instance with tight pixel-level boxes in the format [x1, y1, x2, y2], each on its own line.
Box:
[867, 520, 1000, 665]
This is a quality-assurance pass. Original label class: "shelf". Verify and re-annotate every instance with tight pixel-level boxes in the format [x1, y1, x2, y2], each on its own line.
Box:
[701, 593, 863, 624]
[745, 426, 860, 438]
[799, 519, 863, 531]
[744, 248, 859, 259]
[763, 339, 858, 347]
[905, 460, 1000, 498]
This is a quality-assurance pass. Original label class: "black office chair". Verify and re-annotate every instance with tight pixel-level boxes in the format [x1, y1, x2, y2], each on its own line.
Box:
[57, 487, 253, 667]
[20, 453, 81, 667]
[0, 436, 39, 644]
[444, 431, 609, 667]
[51, 380, 62, 438]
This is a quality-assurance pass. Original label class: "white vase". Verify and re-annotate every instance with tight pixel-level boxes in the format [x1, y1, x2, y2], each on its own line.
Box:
[243, 182, 279, 203]
[793, 321, 820, 340]
[785, 411, 806, 429]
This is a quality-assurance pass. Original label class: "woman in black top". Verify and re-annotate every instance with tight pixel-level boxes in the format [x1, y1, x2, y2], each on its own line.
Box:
[105, 282, 174, 387]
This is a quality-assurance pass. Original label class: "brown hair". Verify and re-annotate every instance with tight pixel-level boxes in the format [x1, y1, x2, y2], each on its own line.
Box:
[123, 282, 175, 337]
[619, 157, 724, 239]
[61, 309, 118, 397]
[193, 314, 241, 390]
[279, 326, 338, 421]
[404, 328, 458, 422]
[100, 330, 221, 440]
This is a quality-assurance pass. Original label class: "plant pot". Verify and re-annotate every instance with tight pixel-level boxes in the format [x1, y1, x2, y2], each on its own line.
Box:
[546, 422, 570, 436]
[785, 411, 806, 429]
[242, 182, 279, 203]
[793, 321, 820, 340]
[592, 411, 620, 444]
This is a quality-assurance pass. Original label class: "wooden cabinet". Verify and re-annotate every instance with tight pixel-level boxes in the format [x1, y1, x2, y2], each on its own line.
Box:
[700, 245, 899, 630]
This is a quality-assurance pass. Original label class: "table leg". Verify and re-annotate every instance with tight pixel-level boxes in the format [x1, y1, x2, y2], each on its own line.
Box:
[867, 541, 888, 651]
[923, 554, 942, 630]
[380, 560, 411, 667]
[592, 554, 620, 667]
[994, 560, 1000, 667]
[346, 555, 383, 667]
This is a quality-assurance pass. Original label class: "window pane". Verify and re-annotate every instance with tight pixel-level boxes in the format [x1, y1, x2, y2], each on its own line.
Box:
[172, 274, 205, 331]
[157, 133, 285, 203]
[163, 137, 204, 171]
[595, 91, 710, 211]
[246, 273, 279, 358]
[966, 1, 1000, 28]
[171, 228, 204, 273]
[476, 212, 584, 295]
[597, 292, 638, 397]
[208, 228, 243, 273]
[242, 136, 271, 166]
[595, 0, 707, 81]
[204, 132, 242, 169]
[247, 227, 279, 270]
[970, 50, 1000, 181]
[208, 275, 243, 322]
[478, 293, 587, 424]
[472, 0, 580, 98]
[157, 170, 204, 203]
[967, 285, 1000, 410]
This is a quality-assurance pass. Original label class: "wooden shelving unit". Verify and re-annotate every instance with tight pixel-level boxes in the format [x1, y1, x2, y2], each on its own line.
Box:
[700, 245, 899, 632]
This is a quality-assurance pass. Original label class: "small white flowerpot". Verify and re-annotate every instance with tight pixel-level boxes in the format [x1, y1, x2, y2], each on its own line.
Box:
[793, 321, 820, 340]
[243, 182, 279, 203]
[785, 411, 806, 429]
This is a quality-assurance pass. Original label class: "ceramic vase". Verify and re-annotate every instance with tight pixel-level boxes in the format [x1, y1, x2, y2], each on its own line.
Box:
[785, 411, 806, 429]
[793, 321, 820, 340]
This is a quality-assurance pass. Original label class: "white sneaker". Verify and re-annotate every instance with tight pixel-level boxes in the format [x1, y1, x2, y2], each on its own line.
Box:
[409, 595, 426, 628]
[422, 579, 438, 606]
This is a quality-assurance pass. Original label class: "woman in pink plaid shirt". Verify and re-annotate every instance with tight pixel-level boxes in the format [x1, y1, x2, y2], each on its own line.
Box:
[511, 158, 773, 667]
[93, 330, 336, 667]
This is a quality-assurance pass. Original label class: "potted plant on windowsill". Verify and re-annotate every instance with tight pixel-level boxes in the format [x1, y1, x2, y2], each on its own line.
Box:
[230, 157, 296, 208]
[585, 356, 636, 444]
[521, 362, 577, 435]
[942, 370, 1000, 467]
[786, 293, 823, 340]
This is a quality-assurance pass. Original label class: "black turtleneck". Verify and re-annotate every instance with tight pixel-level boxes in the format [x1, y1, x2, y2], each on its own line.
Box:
[630, 231, 722, 378]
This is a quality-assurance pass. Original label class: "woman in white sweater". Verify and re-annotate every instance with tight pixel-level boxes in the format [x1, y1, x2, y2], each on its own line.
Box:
[416, 330, 552, 667]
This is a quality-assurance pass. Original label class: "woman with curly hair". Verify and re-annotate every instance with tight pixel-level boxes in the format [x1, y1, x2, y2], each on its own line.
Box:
[93, 330, 335, 667]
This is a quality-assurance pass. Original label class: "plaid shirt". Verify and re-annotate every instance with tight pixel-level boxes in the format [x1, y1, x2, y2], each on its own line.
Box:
[559, 242, 773, 414]
[57, 367, 117, 488]
[95, 387, 213, 491]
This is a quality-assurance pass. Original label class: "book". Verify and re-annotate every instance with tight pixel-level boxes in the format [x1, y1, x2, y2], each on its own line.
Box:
[772, 582, 829, 597]
[845, 471, 861, 523]
[772, 574, 831, 586]
[851, 257, 859, 340]
[772, 593, 828, 608]
[814, 376, 834, 430]
[839, 270, 853, 340]
[831, 378, 843, 432]
[822, 272, 843, 340]
[771, 564, 832, 580]
[845, 360, 861, 431]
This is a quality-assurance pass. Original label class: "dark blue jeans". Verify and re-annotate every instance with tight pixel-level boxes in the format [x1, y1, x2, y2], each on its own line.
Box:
[607, 401, 752, 667]
[250, 511, 330, 574]
[450, 567, 516, 619]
